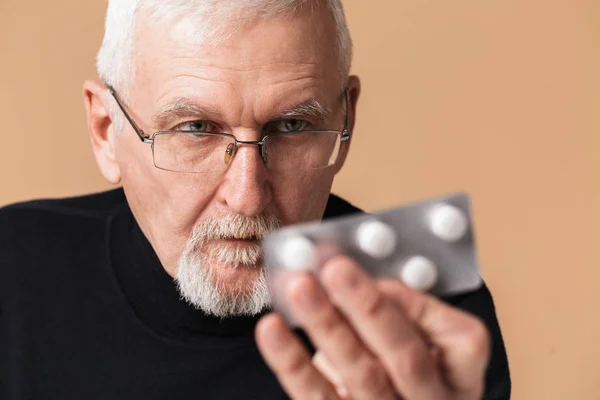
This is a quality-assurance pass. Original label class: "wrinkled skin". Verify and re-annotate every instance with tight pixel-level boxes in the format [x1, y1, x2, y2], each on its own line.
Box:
[84, 4, 490, 399]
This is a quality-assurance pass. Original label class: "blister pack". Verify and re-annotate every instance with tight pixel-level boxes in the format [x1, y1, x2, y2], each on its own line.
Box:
[262, 193, 483, 323]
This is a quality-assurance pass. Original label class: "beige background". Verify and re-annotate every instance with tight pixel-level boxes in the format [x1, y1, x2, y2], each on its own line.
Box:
[1, 1, 599, 398]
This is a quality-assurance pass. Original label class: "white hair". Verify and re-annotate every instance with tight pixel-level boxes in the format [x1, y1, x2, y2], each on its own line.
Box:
[97, 0, 353, 99]
[175, 213, 282, 317]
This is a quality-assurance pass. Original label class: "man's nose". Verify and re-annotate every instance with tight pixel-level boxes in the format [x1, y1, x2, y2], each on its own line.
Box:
[219, 142, 273, 217]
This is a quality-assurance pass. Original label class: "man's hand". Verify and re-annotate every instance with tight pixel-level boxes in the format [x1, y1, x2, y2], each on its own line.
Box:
[256, 255, 490, 400]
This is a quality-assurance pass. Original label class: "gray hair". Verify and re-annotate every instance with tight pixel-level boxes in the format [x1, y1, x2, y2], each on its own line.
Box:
[175, 213, 282, 317]
[97, 0, 353, 99]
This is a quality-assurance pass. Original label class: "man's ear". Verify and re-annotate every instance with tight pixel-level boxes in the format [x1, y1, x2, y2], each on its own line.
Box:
[83, 80, 121, 184]
[333, 75, 361, 175]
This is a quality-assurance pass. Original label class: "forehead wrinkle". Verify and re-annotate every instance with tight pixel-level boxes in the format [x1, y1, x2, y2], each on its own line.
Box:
[163, 54, 320, 73]
[169, 73, 231, 84]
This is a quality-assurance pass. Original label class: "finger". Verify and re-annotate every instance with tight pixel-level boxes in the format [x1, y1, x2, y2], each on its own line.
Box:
[320, 256, 447, 400]
[378, 279, 491, 399]
[255, 313, 340, 400]
[286, 272, 397, 400]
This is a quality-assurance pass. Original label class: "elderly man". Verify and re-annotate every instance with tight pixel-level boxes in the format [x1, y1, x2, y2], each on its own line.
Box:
[0, 0, 510, 399]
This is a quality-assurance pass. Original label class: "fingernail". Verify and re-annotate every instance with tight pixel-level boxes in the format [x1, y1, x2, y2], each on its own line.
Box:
[339, 267, 359, 291]
[323, 258, 360, 295]
[262, 316, 291, 351]
[269, 327, 292, 351]
[302, 284, 326, 311]
[289, 274, 326, 312]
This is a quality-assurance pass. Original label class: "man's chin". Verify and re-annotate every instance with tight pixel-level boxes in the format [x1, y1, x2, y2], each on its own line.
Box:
[175, 237, 273, 316]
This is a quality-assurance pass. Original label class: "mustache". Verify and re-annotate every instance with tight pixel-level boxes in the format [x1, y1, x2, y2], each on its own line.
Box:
[190, 213, 283, 242]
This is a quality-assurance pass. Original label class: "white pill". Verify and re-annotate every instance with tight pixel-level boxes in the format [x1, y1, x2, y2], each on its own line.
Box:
[279, 235, 317, 271]
[429, 203, 469, 242]
[399, 256, 438, 291]
[356, 220, 397, 259]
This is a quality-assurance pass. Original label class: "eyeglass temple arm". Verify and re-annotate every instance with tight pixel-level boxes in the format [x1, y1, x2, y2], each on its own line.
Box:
[341, 87, 351, 142]
[106, 85, 152, 144]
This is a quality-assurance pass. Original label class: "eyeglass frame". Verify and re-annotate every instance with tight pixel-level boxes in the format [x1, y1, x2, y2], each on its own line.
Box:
[106, 84, 352, 172]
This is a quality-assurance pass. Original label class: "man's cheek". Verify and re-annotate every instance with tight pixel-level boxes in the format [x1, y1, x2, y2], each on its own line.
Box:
[158, 179, 220, 229]
[271, 173, 334, 223]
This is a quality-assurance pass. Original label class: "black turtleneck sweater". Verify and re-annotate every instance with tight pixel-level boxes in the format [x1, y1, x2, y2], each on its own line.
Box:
[0, 189, 510, 399]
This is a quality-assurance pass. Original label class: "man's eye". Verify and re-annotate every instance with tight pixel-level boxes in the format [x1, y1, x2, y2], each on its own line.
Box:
[175, 120, 214, 132]
[278, 119, 308, 132]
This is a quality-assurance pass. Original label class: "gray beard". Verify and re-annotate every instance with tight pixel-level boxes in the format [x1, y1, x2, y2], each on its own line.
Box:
[174, 213, 282, 317]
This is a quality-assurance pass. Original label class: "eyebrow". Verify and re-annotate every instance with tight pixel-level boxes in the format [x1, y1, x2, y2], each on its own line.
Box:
[275, 99, 332, 121]
[152, 97, 333, 128]
[153, 98, 221, 128]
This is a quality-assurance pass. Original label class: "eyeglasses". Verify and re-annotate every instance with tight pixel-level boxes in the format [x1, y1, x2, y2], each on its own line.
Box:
[107, 86, 351, 173]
